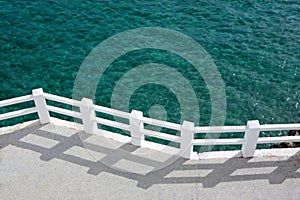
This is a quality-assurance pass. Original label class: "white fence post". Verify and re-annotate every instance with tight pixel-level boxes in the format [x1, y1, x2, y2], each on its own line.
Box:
[130, 110, 144, 146]
[32, 88, 50, 124]
[80, 98, 97, 134]
[180, 121, 195, 159]
[242, 120, 260, 158]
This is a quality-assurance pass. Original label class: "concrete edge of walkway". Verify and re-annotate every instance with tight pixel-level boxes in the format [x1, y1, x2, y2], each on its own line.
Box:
[1, 117, 300, 160]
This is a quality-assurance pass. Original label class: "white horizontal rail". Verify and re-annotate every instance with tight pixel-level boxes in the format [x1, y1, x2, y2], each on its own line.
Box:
[94, 105, 130, 119]
[142, 129, 181, 143]
[0, 107, 37, 121]
[193, 124, 300, 134]
[194, 126, 246, 133]
[95, 117, 130, 131]
[2, 88, 300, 160]
[0, 94, 33, 107]
[142, 116, 181, 131]
[259, 124, 300, 131]
[44, 93, 81, 107]
[257, 136, 300, 144]
[46, 105, 82, 119]
[193, 138, 244, 145]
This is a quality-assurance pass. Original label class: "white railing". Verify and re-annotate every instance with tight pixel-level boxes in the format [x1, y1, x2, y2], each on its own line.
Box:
[1, 88, 300, 159]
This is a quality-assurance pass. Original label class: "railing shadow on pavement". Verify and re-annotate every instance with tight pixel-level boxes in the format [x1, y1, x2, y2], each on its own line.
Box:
[0, 123, 299, 189]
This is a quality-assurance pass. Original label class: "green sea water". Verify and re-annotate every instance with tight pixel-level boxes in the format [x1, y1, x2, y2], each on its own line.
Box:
[0, 0, 299, 150]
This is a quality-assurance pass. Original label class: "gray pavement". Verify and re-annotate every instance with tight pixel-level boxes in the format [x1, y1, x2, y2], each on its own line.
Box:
[0, 122, 300, 200]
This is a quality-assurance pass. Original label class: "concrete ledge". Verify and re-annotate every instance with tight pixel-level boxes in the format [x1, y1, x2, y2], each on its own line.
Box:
[1, 118, 300, 160]
[0, 119, 41, 135]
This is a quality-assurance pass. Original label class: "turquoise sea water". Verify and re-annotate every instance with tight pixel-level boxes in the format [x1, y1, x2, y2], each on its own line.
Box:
[0, 1, 299, 150]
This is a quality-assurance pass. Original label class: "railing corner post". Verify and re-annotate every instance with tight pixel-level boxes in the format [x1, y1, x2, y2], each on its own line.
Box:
[242, 120, 260, 158]
[180, 120, 195, 159]
[130, 110, 144, 146]
[32, 88, 50, 124]
[80, 98, 97, 134]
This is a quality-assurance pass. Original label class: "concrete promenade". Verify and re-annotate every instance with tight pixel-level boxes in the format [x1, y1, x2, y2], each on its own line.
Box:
[1, 119, 300, 200]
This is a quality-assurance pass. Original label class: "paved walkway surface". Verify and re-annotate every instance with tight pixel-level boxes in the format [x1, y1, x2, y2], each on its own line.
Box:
[0, 121, 300, 200]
